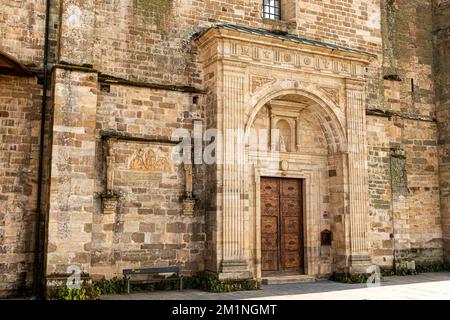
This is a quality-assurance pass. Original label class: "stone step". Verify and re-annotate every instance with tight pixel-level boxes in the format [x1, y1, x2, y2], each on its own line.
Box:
[262, 275, 316, 285]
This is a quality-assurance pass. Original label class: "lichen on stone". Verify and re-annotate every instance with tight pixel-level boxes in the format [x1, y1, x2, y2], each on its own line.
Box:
[132, 0, 174, 30]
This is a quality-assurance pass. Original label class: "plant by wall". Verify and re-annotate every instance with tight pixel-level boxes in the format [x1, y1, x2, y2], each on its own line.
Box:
[329, 273, 371, 284]
[190, 272, 261, 293]
[51, 283, 101, 300]
[93, 277, 127, 295]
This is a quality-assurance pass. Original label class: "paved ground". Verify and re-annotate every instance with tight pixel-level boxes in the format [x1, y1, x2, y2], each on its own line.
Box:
[101, 272, 450, 300]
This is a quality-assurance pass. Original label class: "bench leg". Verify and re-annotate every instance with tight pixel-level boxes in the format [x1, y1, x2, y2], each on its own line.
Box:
[180, 277, 183, 291]
[127, 279, 130, 294]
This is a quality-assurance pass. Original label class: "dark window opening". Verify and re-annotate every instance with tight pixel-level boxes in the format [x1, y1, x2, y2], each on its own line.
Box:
[263, 0, 281, 20]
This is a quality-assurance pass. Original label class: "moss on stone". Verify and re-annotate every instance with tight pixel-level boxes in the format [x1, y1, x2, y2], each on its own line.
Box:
[133, 0, 174, 30]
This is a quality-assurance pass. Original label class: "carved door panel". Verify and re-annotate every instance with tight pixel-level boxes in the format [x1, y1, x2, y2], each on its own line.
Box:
[261, 177, 304, 274]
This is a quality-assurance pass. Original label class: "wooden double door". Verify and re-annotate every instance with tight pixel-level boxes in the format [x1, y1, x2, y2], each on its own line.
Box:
[261, 177, 304, 274]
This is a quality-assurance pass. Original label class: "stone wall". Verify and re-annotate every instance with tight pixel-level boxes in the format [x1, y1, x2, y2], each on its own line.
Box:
[0, 0, 60, 297]
[0, 0, 46, 68]
[89, 84, 206, 278]
[367, 0, 442, 268]
[87, 0, 383, 89]
[1, 0, 449, 297]
[434, 0, 450, 264]
[0, 75, 42, 297]
[367, 113, 442, 268]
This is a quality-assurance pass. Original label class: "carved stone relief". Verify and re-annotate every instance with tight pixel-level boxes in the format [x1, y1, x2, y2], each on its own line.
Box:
[320, 87, 340, 105]
[128, 147, 173, 172]
[251, 75, 276, 94]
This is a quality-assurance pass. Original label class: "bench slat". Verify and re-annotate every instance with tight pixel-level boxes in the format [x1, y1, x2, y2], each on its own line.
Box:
[123, 267, 180, 275]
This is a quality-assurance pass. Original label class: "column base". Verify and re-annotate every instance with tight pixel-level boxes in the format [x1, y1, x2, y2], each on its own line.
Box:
[349, 255, 372, 274]
[218, 259, 251, 280]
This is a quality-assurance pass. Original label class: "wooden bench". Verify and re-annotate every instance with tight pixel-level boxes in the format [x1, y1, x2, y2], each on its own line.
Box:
[122, 266, 183, 294]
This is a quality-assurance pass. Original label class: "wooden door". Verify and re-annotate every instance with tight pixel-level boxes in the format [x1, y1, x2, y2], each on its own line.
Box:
[261, 177, 304, 274]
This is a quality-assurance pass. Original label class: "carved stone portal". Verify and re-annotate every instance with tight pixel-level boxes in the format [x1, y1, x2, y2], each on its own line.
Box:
[194, 25, 374, 278]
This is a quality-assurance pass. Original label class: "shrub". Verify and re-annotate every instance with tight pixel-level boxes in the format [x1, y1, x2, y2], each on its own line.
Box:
[55, 287, 87, 300]
[191, 272, 261, 293]
[415, 262, 449, 273]
[329, 273, 370, 284]
[93, 277, 127, 295]
[50, 282, 101, 300]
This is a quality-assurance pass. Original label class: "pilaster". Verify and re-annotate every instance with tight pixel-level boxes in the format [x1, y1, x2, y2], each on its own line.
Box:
[45, 67, 98, 281]
[219, 69, 250, 279]
[345, 79, 371, 273]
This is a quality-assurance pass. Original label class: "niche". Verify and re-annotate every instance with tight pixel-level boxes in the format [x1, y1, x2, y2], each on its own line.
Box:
[273, 119, 292, 152]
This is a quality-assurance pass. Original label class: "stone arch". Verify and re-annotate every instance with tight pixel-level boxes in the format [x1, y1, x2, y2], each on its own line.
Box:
[245, 82, 347, 154]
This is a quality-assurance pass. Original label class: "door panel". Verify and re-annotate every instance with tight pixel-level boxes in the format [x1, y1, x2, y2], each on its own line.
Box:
[281, 179, 300, 197]
[262, 251, 278, 271]
[261, 179, 279, 197]
[281, 198, 300, 216]
[261, 216, 277, 234]
[283, 217, 300, 233]
[284, 234, 300, 251]
[261, 177, 304, 274]
[262, 236, 277, 251]
[282, 252, 301, 270]
[261, 197, 279, 216]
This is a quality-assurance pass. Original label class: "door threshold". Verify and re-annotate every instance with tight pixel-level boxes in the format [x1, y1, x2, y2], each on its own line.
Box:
[262, 274, 316, 285]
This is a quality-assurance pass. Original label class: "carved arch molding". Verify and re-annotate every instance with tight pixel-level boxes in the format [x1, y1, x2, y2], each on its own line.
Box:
[194, 25, 376, 277]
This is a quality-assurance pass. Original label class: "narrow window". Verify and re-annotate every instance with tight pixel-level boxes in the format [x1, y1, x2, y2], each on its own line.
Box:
[263, 0, 281, 20]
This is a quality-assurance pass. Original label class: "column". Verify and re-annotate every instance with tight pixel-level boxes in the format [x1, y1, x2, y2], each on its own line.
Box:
[295, 116, 301, 151]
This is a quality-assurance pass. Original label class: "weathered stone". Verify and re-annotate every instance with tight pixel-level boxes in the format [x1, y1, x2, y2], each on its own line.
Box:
[1, 0, 449, 298]
[166, 223, 186, 234]
[139, 223, 155, 233]
[131, 233, 145, 243]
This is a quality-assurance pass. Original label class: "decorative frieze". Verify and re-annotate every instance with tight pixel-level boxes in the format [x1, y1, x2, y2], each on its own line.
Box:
[220, 40, 367, 81]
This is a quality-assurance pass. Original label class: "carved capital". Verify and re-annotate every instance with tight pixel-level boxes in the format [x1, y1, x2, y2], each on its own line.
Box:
[101, 194, 119, 214]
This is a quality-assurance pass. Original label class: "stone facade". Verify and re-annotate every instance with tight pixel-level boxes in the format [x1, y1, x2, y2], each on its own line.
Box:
[0, 0, 449, 297]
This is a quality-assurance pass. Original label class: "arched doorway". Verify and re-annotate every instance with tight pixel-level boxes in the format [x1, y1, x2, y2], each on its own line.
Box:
[245, 90, 348, 278]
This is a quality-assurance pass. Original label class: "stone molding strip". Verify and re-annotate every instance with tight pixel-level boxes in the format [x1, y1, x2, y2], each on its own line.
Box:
[99, 130, 182, 145]
[51, 63, 205, 94]
[98, 74, 206, 94]
[366, 108, 437, 122]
